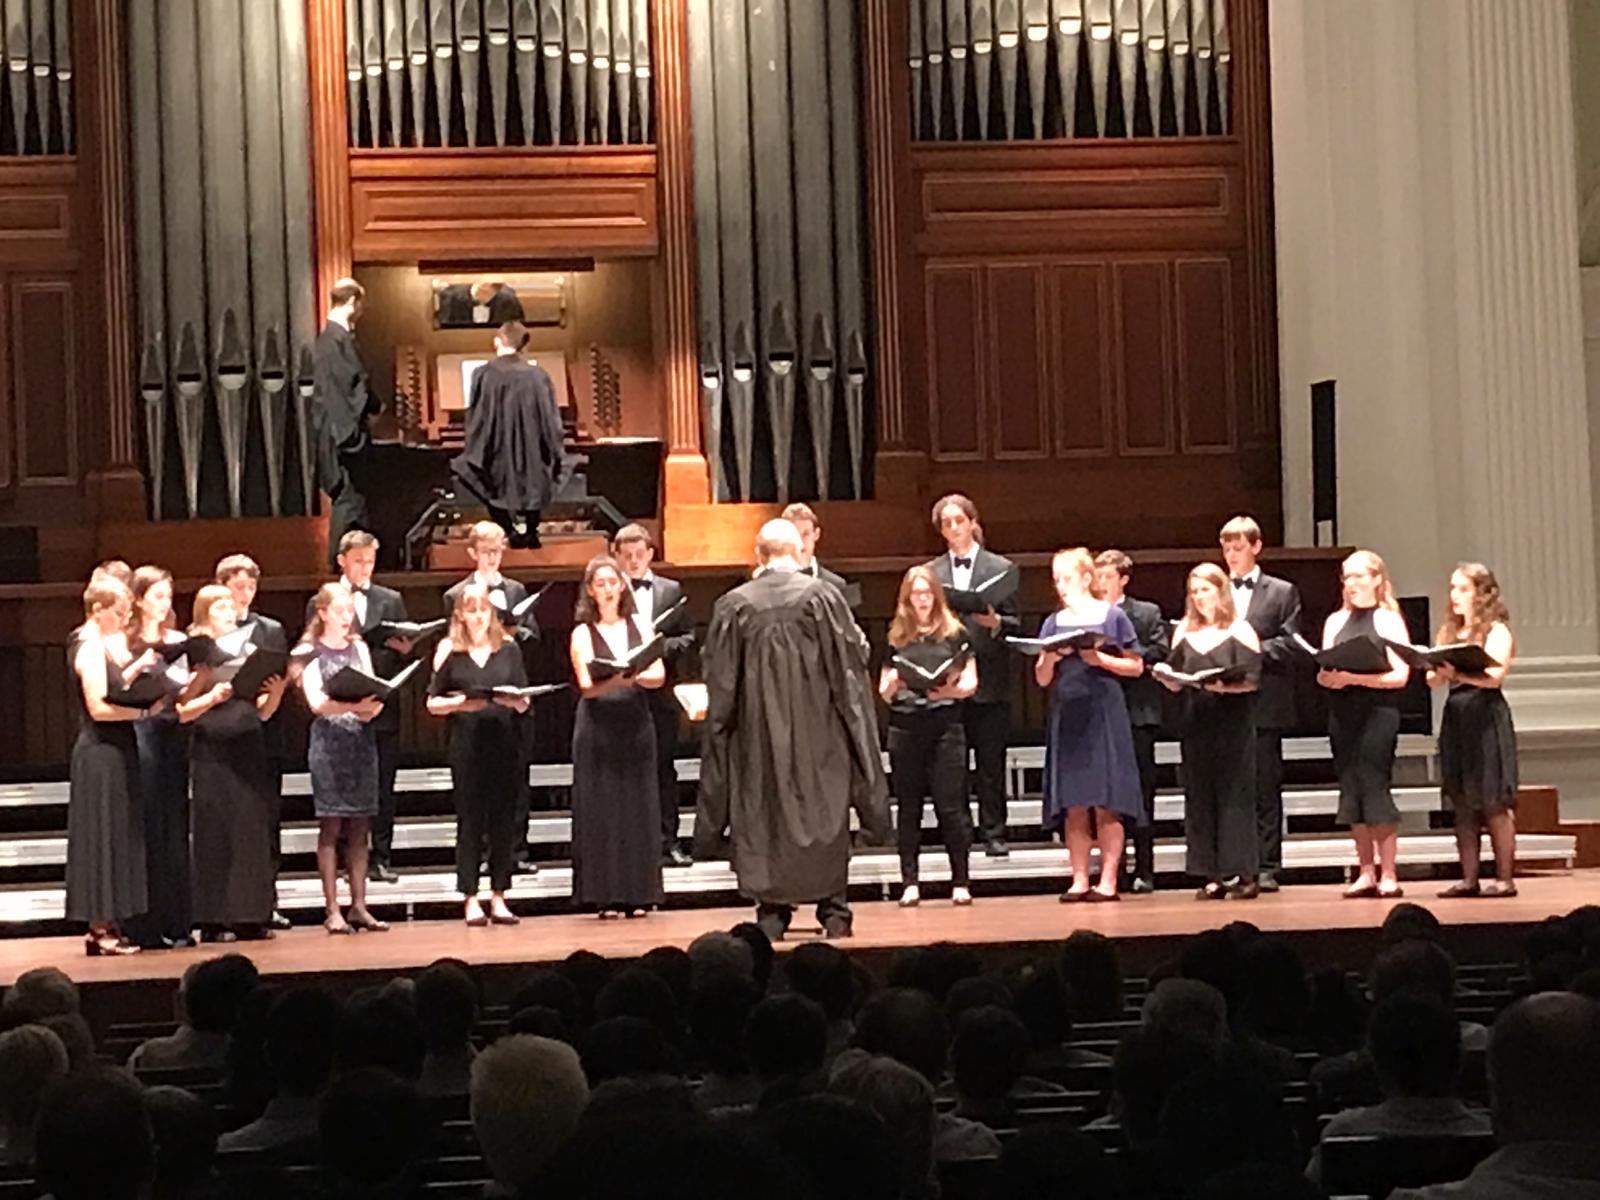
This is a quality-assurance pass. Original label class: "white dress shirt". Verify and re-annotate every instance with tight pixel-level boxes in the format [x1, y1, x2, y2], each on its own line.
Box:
[629, 573, 656, 626]
[1231, 565, 1262, 620]
[473, 571, 508, 614]
[339, 576, 368, 627]
[949, 549, 977, 591]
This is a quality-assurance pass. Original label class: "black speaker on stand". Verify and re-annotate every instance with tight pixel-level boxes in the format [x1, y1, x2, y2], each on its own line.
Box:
[1311, 380, 1337, 547]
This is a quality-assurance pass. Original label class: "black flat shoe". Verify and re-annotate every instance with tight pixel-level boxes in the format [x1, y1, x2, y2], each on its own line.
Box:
[1059, 889, 1090, 903]
[1480, 880, 1518, 898]
[489, 911, 520, 926]
[1226, 881, 1261, 900]
[201, 929, 239, 944]
[1376, 884, 1404, 900]
[1343, 882, 1380, 900]
[1197, 882, 1226, 901]
[1088, 889, 1121, 903]
[465, 914, 488, 927]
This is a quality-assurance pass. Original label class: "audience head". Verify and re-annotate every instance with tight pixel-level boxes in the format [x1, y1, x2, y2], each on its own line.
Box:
[579, 1016, 672, 1085]
[1058, 931, 1125, 1022]
[951, 1005, 1031, 1103]
[1488, 991, 1600, 1145]
[0, 1024, 69, 1162]
[1367, 993, 1461, 1100]
[786, 942, 855, 1023]
[853, 987, 949, 1085]
[559, 950, 614, 1024]
[828, 1052, 937, 1200]
[319, 1068, 424, 1189]
[688, 931, 755, 989]
[35, 1068, 154, 1200]
[1179, 928, 1250, 1019]
[1142, 978, 1229, 1053]
[595, 967, 680, 1044]
[1240, 938, 1311, 1042]
[744, 994, 828, 1086]
[758, 1095, 899, 1200]
[1110, 1027, 1217, 1147]
[945, 974, 1014, 1023]
[511, 968, 584, 1035]
[1, 966, 80, 1024]
[689, 977, 759, 1077]
[1158, 1064, 1301, 1182]
[1381, 902, 1443, 946]
[728, 923, 776, 992]
[339, 993, 426, 1080]
[1306, 967, 1369, 1056]
[1013, 965, 1076, 1050]
[181, 954, 260, 1035]
[35, 1013, 94, 1072]
[471, 1035, 590, 1194]
[507, 1005, 571, 1042]
[266, 987, 342, 1098]
[993, 1124, 1116, 1200]
[639, 946, 694, 1013]
[143, 1085, 218, 1198]
[1370, 939, 1458, 1009]
[414, 961, 479, 1052]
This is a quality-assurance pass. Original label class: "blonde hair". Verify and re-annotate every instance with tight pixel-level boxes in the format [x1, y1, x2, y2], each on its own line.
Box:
[82, 578, 130, 622]
[189, 584, 236, 633]
[887, 566, 964, 648]
[448, 582, 509, 652]
[1219, 515, 1262, 545]
[302, 582, 364, 645]
[214, 554, 260, 583]
[1182, 563, 1236, 629]
[91, 560, 133, 587]
[1437, 562, 1510, 646]
[1051, 547, 1095, 593]
[467, 521, 507, 551]
[1341, 550, 1399, 612]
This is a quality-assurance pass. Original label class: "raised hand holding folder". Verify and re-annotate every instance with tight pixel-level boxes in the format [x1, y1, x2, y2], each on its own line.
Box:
[1006, 628, 1109, 657]
[324, 658, 423, 702]
[370, 618, 447, 643]
[1382, 640, 1498, 674]
[588, 634, 667, 682]
[944, 565, 1020, 615]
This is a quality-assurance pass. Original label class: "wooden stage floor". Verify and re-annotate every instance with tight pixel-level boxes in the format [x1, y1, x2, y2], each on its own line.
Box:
[3, 871, 1594, 990]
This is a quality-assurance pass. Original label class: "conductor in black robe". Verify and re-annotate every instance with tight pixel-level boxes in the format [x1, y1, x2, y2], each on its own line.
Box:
[312, 278, 382, 571]
[695, 520, 889, 940]
[450, 321, 567, 550]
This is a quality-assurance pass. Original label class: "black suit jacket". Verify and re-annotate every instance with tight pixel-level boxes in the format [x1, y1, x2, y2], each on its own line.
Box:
[1241, 572, 1303, 730]
[927, 547, 1020, 707]
[442, 575, 541, 644]
[799, 561, 860, 611]
[642, 574, 696, 680]
[1117, 596, 1170, 729]
[241, 611, 290, 760]
[304, 582, 410, 735]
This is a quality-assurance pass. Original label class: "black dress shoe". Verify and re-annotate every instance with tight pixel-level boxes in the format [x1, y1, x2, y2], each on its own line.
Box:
[1257, 872, 1281, 893]
[516, 858, 541, 875]
[984, 838, 1010, 859]
[270, 911, 292, 930]
[368, 863, 400, 883]
[822, 918, 853, 939]
[201, 929, 238, 944]
[665, 845, 693, 867]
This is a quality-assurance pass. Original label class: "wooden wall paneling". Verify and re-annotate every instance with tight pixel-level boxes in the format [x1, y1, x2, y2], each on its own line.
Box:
[986, 262, 1048, 460]
[1175, 256, 1236, 453]
[9, 277, 77, 488]
[0, 275, 10, 492]
[1232, 0, 1278, 447]
[925, 263, 985, 462]
[307, 0, 353, 302]
[0, 162, 77, 269]
[1050, 261, 1113, 458]
[1113, 260, 1175, 456]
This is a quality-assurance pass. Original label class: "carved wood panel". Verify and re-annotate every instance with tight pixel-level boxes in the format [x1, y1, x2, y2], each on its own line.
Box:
[925, 263, 984, 462]
[8, 276, 77, 488]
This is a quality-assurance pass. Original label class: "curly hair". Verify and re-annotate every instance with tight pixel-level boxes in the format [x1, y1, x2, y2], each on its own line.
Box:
[1437, 562, 1510, 646]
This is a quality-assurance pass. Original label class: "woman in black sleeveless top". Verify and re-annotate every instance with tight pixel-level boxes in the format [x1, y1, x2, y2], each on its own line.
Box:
[1158, 563, 1262, 900]
[569, 555, 666, 917]
[1430, 563, 1518, 897]
[427, 583, 531, 926]
[880, 565, 977, 907]
[1316, 551, 1412, 899]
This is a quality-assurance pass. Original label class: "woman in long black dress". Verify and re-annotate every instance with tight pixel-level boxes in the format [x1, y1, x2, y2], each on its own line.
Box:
[66, 577, 150, 956]
[300, 583, 390, 934]
[178, 585, 282, 941]
[1317, 550, 1412, 899]
[569, 555, 666, 917]
[427, 583, 531, 926]
[879, 565, 977, 907]
[127, 565, 193, 948]
[1430, 563, 1518, 897]
[1156, 564, 1262, 900]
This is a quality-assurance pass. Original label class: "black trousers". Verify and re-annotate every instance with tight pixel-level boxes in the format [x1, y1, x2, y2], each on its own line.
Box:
[1126, 725, 1159, 882]
[370, 730, 400, 867]
[756, 892, 851, 940]
[1185, 704, 1259, 881]
[325, 448, 371, 570]
[650, 695, 681, 850]
[1254, 729, 1285, 874]
[891, 711, 972, 886]
[962, 700, 1010, 842]
[451, 745, 520, 896]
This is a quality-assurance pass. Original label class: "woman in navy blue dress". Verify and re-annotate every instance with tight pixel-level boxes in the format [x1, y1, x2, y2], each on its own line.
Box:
[1035, 548, 1145, 901]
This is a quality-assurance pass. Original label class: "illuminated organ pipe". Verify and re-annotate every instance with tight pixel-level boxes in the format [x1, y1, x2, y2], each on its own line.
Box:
[1141, 0, 1165, 135]
[1168, 0, 1190, 133]
[946, 0, 968, 141]
[566, 1, 587, 143]
[1024, 0, 1048, 138]
[514, 0, 536, 143]
[923, 0, 944, 139]
[485, 0, 511, 145]
[996, 0, 1019, 139]
[1213, 0, 1230, 132]
[1114, 0, 1138, 134]
[1085, 0, 1110, 135]
[612, 0, 632, 141]
[908, 0, 922, 135]
[405, 0, 428, 144]
[1191, 0, 1213, 134]
[457, 0, 481, 146]
[1052, 0, 1082, 137]
[971, 1, 992, 141]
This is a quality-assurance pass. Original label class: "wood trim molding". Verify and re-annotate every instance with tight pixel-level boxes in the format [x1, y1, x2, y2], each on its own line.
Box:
[863, 0, 910, 452]
[307, 0, 353, 303]
[1234, 0, 1280, 446]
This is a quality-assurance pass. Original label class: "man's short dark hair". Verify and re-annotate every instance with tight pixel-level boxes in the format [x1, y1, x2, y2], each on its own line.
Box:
[728, 923, 775, 991]
[1110, 1027, 1216, 1144]
[612, 522, 654, 552]
[144, 1085, 218, 1194]
[1013, 967, 1075, 1049]
[36, 1068, 153, 1200]
[931, 492, 979, 528]
[1370, 939, 1458, 1008]
[1094, 549, 1134, 577]
[579, 1016, 671, 1085]
[497, 319, 530, 350]
[337, 528, 379, 555]
[183, 954, 261, 1035]
[339, 994, 426, 1079]
[266, 987, 342, 1096]
[330, 278, 365, 307]
[595, 968, 680, 1044]
[689, 978, 759, 1077]
[1368, 993, 1461, 1098]
[415, 962, 479, 1051]
[853, 988, 948, 1084]
[951, 1005, 1030, 1101]
[744, 994, 827, 1084]
[511, 969, 584, 1034]
[758, 1095, 898, 1200]
[786, 943, 854, 1022]
[319, 1068, 423, 1186]
[1059, 930, 1126, 1022]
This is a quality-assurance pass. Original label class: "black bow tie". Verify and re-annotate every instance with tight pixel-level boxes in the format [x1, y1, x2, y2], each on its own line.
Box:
[1231, 577, 1254, 591]
[953, 556, 973, 570]
[349, 584, 369, 595]
[631, 578, 651, 592]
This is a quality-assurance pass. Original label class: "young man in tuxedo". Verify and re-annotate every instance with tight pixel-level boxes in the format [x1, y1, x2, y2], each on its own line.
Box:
[308, 530, 417, 883]
[312, 278, 382, 570]
[780, 503, 858, 607]
[1220, 515, 1303, 892]
[1093, 550, 1170, 893]
[927, 494, 1020, 858]
[216, 554, 294, 928]
[442, 521, 540, 873]
[612, 523, 697, 866]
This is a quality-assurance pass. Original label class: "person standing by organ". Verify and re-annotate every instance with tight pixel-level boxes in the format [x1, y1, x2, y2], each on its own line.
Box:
[1218, 515, 1304, 893]
[312, 278, 381, 569]
[427, 584, 532, 927]
[450, 321, 568, 550]
[879, 566, 977, 908]
[568, 556, 666, 918]
[1092, 550, 1171, 893]
[179, 585, 280, 942]
[1317, 550, 1412, 899]
[611, 523, 697, 867]
[1157, 564, 1262, 900]
[298, 583, 390, 936]
[926, 494, 1020, 859]
[1430, 563, 1519, 897]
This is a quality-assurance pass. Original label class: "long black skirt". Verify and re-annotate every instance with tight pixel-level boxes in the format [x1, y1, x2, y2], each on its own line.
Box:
[571, 690, 664, 910]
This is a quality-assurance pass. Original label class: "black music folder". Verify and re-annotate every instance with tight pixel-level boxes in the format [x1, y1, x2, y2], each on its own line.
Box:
[588, 634, 667, 682]
[323, 659, 423, 701]
[944, 566, 1020, 614]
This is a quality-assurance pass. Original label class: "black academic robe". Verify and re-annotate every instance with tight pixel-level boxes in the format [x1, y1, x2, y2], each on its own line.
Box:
[695, 569, 889, 905]
[311, 322, 379, 488]
[1242, 573, 1303, 730]
[450, 356, 567, 514]
[927, 547, 1021, 706]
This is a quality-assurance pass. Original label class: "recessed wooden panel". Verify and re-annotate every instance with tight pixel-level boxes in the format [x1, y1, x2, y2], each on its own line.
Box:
[10, 278, 77, 485]
[923, 169, 1230, 223]
[0, 280, 10, 491]
[987, 264, 1048, 460]
[1050, 263, 1113, 458]
[926, 264, 985, 462]
[1176, 257, 1236, 453]
[1114, 261, 1174, 456]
